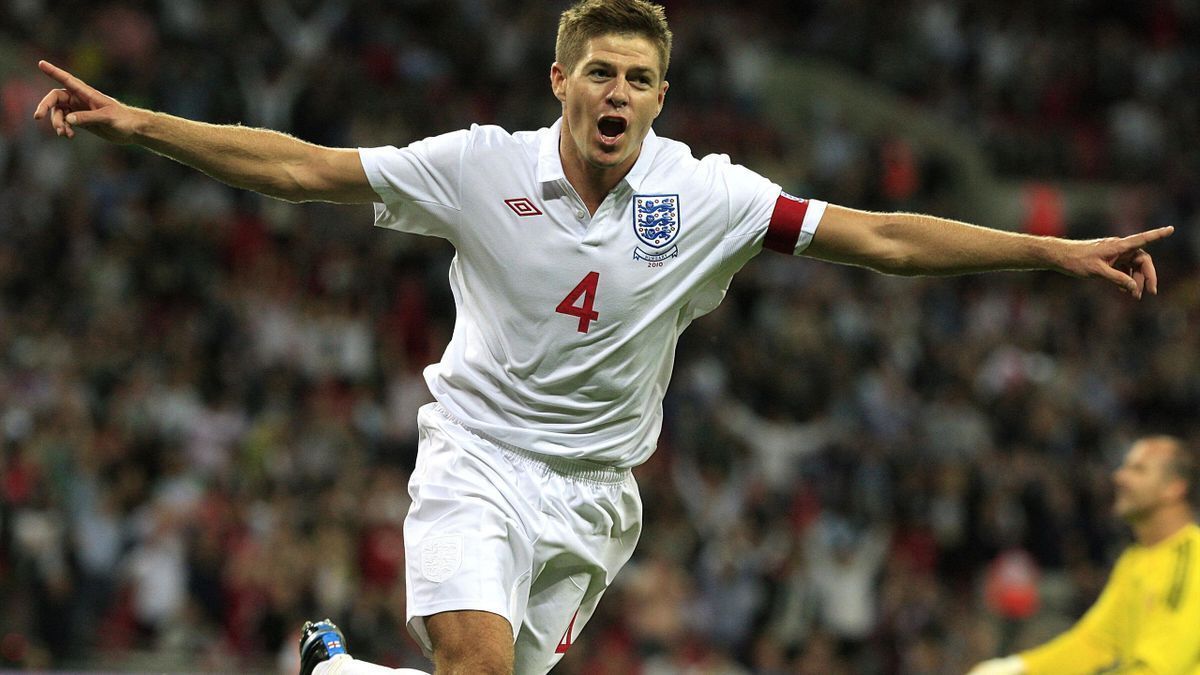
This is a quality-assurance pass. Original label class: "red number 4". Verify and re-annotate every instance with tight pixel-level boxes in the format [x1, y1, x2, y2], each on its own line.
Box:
[556, 271, 600, 333]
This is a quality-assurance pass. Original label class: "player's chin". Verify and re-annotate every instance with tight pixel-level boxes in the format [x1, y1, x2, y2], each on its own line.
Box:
[1113, 500, 1139, 520]
[588, 146, 627, 168]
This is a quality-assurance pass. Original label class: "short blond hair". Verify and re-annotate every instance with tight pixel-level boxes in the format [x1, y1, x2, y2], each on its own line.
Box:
[556, 0, 673, 78]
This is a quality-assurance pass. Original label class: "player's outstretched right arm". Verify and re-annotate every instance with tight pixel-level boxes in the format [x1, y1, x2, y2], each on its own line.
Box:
[32, 60, 376, 204]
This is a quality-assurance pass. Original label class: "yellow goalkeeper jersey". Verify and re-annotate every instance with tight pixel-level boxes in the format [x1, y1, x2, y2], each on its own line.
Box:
[1020, 522, 1200, 675]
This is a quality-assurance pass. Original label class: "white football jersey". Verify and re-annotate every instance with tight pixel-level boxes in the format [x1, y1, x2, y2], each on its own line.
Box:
[359, 119, 825, 467]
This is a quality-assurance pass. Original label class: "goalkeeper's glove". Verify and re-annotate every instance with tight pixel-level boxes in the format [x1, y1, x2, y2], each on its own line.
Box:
[966, 655, 1026, 675]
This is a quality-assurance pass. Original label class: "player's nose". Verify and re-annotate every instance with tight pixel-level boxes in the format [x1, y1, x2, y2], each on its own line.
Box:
[606, 80, 629, 108]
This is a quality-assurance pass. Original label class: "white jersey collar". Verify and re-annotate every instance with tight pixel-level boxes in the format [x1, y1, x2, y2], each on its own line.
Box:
[538, 117, 660, 193]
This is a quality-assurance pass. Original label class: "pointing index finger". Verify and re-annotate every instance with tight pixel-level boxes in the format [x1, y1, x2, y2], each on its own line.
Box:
[37, 60, 101, 104]
[1122, 226, 1175, 249]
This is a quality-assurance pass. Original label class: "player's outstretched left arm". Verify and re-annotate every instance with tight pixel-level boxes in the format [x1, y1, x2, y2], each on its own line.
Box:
[804, 205, 1173, 299]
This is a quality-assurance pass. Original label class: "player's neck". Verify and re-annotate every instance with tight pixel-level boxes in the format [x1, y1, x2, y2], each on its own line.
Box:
[1132, 505, 1193, 547]
[559, 139, 638, 215]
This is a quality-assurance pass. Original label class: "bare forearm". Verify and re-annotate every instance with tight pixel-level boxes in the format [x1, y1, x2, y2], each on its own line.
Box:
[870, 212, 1059, 276]
[131, 109, 329, 202]
[854, 210, 1171, 296]
[806, 204, 1170, 297]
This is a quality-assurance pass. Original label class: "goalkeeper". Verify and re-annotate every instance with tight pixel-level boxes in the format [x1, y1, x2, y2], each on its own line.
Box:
[969, 436, 1200, 675]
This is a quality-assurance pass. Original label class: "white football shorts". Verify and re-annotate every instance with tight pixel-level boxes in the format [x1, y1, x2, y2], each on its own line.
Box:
[404, 403, 642, 674]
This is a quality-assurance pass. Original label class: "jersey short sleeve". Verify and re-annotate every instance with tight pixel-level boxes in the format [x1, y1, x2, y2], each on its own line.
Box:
[763, 192, 827, 255]
[719, 160, 826, 257]
[359, 128, 470, 240]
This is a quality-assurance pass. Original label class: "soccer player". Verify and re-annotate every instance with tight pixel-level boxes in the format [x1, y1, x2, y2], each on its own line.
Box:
[34, 1, 1173, 673]
[968, 436, 1200, 675]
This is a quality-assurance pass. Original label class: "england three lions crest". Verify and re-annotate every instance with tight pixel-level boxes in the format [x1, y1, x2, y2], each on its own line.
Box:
[633, 194, 680, 262]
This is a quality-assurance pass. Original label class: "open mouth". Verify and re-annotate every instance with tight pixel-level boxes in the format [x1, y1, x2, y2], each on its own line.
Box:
[597, 116, 627, 145]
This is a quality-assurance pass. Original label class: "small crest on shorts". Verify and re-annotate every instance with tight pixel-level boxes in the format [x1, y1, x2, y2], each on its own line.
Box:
[420, 534, 463, 583]
[632, 194, 680, 262]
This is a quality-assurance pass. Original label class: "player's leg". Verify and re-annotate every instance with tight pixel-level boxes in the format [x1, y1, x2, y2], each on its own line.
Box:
[302, 405, 538, 675]
[299, 620, 430, 675]
[316, 656, 430, 675]
[513, 567, 596, 674]
[401, 404, 546, 672]
[424, 609, 514, 674]
[301, 610, 512, 675]
[512, 468, 643, 674]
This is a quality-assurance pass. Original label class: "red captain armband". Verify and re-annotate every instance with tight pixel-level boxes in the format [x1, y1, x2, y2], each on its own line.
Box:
[764, 192, 811, 254]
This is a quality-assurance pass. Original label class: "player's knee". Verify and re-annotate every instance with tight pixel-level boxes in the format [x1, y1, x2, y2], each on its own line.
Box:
[433, 645, 512, 675]
[426, 610, 514, 675]
[433, 637, 512, 675]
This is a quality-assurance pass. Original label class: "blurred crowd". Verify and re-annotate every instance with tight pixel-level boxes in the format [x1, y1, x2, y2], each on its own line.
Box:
[1, 0, 1198, 673]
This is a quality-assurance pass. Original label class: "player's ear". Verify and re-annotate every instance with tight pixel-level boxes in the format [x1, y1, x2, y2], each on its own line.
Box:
[550, 62, 567, 102]
[1167, 475, 1189, 503]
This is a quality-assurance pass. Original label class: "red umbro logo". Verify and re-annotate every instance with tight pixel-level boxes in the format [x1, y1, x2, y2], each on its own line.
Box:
[505, 198, 543, 217]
